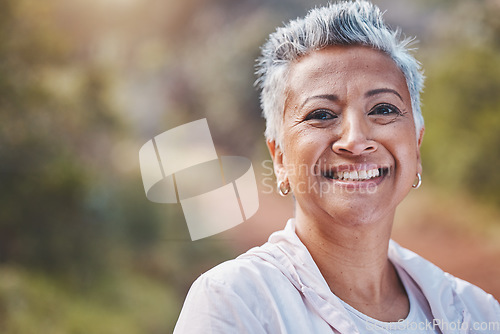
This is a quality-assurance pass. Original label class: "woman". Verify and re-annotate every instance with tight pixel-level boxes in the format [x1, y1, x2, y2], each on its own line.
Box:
[174, 1, 500, 333]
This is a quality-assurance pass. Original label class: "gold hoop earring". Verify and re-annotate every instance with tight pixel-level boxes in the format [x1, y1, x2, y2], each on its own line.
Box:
[277, 180, 290, 196]
[412, 173, 422, 189]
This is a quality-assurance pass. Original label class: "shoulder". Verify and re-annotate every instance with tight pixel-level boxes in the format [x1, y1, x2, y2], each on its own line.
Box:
[444, 272, 500, 322]
[389, 240, 500, 322]
[190, 243, 298, 301]
[174, 244, 301, 333]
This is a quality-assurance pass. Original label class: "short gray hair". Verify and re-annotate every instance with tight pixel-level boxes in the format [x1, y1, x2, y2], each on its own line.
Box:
[255, 1, 424, 145]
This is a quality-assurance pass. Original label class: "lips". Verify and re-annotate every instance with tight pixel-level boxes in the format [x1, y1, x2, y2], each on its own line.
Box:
[323, 166, 389, 181]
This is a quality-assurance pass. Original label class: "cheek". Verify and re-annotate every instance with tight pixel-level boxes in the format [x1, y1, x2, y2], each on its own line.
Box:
[392, 140, 419, 178]
[283, 128, 314, 161]
[282, 132, 323, 182]
[383, 121, 418, 155]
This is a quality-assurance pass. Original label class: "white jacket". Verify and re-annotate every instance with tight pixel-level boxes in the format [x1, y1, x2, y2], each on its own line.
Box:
[174, 220, 500, 333]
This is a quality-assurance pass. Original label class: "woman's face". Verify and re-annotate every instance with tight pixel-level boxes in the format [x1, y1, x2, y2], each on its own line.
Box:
[269, 45, 423, 226]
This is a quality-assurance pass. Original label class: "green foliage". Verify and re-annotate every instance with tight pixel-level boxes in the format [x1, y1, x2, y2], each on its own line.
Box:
[0, 266, 180, 334]
[421, 1, 500, 205]
[0, 0, 119, 276]
[0, 0, 239, 330]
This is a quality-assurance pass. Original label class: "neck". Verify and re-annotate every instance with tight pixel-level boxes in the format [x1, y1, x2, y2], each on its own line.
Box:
[294, 208, 408, 321]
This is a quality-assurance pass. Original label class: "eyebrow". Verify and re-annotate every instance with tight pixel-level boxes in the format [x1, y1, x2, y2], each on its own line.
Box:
[299, 89, 403, 109]
[300, 94, 339, 109]
[365, 88, 403, 102]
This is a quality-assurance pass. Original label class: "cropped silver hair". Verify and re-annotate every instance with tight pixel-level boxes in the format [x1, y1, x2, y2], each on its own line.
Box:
[255, 1, 425, 145]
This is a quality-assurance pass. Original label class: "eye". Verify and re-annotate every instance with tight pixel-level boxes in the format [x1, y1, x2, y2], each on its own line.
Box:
[369, 103, 402, 116]
[305, 109, 337, 121]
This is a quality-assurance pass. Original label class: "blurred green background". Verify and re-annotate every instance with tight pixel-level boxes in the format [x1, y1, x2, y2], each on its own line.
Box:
[1, 0, 500, 332]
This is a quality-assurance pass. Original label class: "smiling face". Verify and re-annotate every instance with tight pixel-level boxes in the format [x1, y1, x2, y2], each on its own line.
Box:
[268, 45, 424, 227]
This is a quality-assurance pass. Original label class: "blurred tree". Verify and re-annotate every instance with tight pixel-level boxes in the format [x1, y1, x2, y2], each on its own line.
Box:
[421, 0, 500, 206]
[0, 0, 236, 297]
[0, 0, 124, 281]
[423, 48, 500, 203]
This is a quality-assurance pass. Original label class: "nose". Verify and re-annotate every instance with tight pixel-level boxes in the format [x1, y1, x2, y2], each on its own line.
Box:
[331, 113, 377, 155]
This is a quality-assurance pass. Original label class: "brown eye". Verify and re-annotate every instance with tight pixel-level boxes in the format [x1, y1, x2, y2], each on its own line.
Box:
[305, 109, 337, 121]
[369, 104, 401, 116]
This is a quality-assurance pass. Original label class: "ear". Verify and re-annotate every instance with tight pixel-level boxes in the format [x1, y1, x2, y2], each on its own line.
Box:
[416, 127, 425, 174]
[266, 140, 287, 182]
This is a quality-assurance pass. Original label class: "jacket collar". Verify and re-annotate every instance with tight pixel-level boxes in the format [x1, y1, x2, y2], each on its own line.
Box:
[388, 240, 471, 334]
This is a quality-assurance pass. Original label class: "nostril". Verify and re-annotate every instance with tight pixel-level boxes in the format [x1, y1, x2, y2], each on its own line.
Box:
[332, 141, 377, 155]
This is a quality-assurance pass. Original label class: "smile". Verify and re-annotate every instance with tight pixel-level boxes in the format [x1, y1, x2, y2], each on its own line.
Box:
[323, 167, 389, 181]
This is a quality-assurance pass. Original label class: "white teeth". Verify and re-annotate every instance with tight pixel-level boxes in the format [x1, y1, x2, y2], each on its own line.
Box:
[333, 168, 381, 181]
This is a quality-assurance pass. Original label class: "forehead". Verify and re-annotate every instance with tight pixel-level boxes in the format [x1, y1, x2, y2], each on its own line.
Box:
[286, 45, 409, 100]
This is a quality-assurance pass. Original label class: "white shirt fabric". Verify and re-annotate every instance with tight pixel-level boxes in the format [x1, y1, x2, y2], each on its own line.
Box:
[342, 265, 440, 333]
[174, 219, 500, 334]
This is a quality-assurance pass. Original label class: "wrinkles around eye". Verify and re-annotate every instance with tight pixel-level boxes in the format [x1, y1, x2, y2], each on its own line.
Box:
[368, 103, 407, 125]
[304, 109, 337, 121]
[368, 103, 403, 116]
